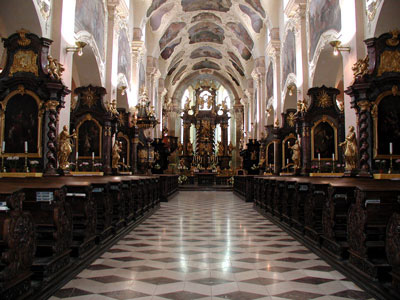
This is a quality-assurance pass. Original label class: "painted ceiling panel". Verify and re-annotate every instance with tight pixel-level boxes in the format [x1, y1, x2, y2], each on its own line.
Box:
[159, 22, 186, 50]
[227, 51, 244, 69]
[230, 59, 244, 76]
[167, 59, 182, 76]
[147, 0, 167, 17]
[161, 38, 182, 59]
[188, 22, 225, 44]
[245, 0, 266, 18]
[190, 46, 223, 59]
[192, 60, 221, 70]
[150, 3, 175, 31]
[227, 22, 254, 49]
[170, 51, 185, 66]
[173, 65, 187, 85]
[191, 12, 222, 23]
[181, 0, 232, 12]
[231, 39, 252, 60]
[239, 4, 263, 33]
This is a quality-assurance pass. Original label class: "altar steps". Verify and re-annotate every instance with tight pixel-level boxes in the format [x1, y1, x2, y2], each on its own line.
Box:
[179, 185, 232, 191]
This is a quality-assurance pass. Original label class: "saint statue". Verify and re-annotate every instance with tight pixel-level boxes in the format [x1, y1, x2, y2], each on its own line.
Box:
[227, 142, 234, 156]
[289, 140, 301, 169]
[217, 141, 224, 156]
[339, 126, 358, 171]
[112, 141, 122, 169]
[58, 125, 77, 170]
[187, 141, 193, 156]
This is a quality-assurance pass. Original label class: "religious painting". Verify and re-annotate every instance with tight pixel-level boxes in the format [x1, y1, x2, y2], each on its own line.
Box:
[192, 60, 220, 71]
[118, 28, 131, 83]
[2, 93, 41, 156]
[266, 63, 274, 100]
[188, 22, 225, 44]
[309, 0, 341, 61]
[181, 0, 232, 12]
[227, 22, 254, 49]
[231, 39, 252, 60]
[282, 30, 296, 85]
[117, 133, 130, 166]
[161, 38, 182, 60]
[282, 134, 296, 168]
[311, 119, 337, 160]
[374, 94, 400, 157]
[150, 3, 174, 31]
[191, 12, 221, 23]
[190, 46, 222, 59]
[266, 142, 274, 166]
[76, 116, 102, 158]
[159, 22, 186, 50]
[75, 0, 105, 59]
[139, 60, 145, 90]
[146, 0, 167, 17]
[245, 0, 266, 18]
[239, 5, 263, 33]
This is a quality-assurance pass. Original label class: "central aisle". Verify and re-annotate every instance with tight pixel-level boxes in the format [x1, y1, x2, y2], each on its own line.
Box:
[52, 192, 374, 300]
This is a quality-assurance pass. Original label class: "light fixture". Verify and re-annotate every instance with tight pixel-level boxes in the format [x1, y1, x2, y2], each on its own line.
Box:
[118, 85, 127, 96]
[66, 41, 87, 56]
[329, 40, 350, 56]
[287, 84, 296, 96]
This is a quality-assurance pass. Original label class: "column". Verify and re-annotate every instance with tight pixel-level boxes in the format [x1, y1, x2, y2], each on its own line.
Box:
[130, 29, 145, 107]
[252, 57, 266, 139]
[233, 103, 243, 168]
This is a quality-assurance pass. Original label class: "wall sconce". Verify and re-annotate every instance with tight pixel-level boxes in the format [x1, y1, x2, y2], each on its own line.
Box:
[66, 41, 87, 56]
[329, 40, 350, 56]
[287, 84, 296, 96]
[118, 85, 127, 96]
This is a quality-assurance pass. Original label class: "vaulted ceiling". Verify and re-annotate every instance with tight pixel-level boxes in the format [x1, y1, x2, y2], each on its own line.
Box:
[143, 0, 281, 92]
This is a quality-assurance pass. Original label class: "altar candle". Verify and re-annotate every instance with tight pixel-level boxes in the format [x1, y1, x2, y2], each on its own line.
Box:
[123, 157, 125, 164]
[332, 153, 335, 161]
[2, 141, 4, 153]
[286, 158, 289, 165]
[24, 141, 28, 153]
[92, 152, 95, 160]
[76, 152, 78, 160]
[318, 153, 321, 161]
[390, 143, 393, 155]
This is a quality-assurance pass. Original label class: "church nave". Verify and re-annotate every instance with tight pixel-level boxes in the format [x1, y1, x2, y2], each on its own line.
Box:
[51, 191, 373, 300]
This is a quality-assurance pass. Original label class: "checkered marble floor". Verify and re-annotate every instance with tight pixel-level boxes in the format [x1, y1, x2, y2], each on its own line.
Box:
[51, 191, 374, 300]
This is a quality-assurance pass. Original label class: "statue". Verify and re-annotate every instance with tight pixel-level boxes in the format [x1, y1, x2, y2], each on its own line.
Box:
[177, 141, 184, 155]
[289, 140, 301, 169]
[339, 126, 358, 171]
[184, 97, 191, 111]
[227, 142, 234, 156]
[47, 55, 64, 80]
[217, 141, 224, 156]
[297, 98, 308, 113]
[206, 95, 213, 109]
[187, 142, 193, 155]
[221, 98, 228, 110]
[112, 141, 122, 169]
[57, 125, 76, 170]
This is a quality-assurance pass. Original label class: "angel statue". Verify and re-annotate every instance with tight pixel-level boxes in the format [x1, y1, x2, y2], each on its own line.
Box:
[58, 125, 76, 170]
[112, 141, 122, 169]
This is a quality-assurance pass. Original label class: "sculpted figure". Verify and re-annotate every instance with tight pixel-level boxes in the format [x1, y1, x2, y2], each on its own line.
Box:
[187, 141, 193, 155]
[289, 140, 301, 169]
[177, 141, 184, 155]
[217, 141, 224, 156]
[339, 126, 358, 171]
[112, 141, 122, 169]
[227, 142, 234, 156]
[58, 125, 76, 170]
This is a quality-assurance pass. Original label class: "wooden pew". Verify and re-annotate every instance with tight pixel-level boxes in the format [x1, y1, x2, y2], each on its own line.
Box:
[281, 178, 298, 226]
[347, 183, 400, 281]
[159, 175, 179, 202]
[0, 188, 36, 300]
[386, 212, 400, 292]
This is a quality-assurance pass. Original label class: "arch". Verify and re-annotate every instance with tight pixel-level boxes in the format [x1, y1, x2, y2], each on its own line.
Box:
[311, 43, 343, 89]
[374, 0, 400, 37]
[282, 73, 297, 111]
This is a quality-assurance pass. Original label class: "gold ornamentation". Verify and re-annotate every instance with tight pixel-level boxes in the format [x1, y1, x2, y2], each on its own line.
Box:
[45, 100, 59, 111]
[339, 126, 357, 171]
[10, 50, 38, 76]
[337, 99, 344, 112]
[112, 141, 122, 169]
[287, 112, 295, 127]
[81, 88, 98, 108]
[366, 1, 378, 22]
[16, 29, 31, 46]
[16, 85, 25, 95]
[358, 100, 371, 111]
[317, 90, 332, 108]
[57, 125, 76, 170]
[378, 50, 400, 76]
[392, 85, 399, 96]
[296, 98, 308, 113]
[47, 55, 64, 80]
[274, 118, 280, 128]
[118, 113, 125, 126]
[106, 99, 118, 115]
[387, 29, 400, 47]
[371, 102, 378, 118]
[352, 55, 369, 79]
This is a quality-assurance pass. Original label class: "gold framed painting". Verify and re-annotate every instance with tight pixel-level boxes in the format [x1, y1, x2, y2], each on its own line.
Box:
[311, 116, 338, 161]
[76, 114, 102, 159]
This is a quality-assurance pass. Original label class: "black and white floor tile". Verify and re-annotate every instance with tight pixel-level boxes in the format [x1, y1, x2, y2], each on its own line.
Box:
[50, 191, 374, 300]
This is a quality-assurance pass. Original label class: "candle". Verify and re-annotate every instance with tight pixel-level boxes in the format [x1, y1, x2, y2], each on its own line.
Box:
[332, 153, 335, 161]
[123, 157, 125, 164]
[76, 152, 78, 160]
[287, 158, 289, 165]
[24, 141, 28, 153]
[92, 152, 94, 160]
[2, 141, 4, 153]
[390, 143, 393, 155]
[318, 153, 321, 161]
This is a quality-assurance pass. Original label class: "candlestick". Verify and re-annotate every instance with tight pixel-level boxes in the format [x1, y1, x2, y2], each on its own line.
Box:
[390, 142, 393, 155]
[389, 153, 393, 174]
[332, 153, 335, 173]
[24, 141, 28, 153]
[2, 141, 5, 153]
[24, 152, 29, 173]
[76, 152, 79, 171]
[318, 153, 321, 173]
[1, 150, 5, 173]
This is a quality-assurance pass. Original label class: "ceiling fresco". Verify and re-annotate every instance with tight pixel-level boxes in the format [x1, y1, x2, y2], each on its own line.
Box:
[230, 60, 244, 76]
[172, 65, 187, 85]
[245, 0, 266, 18]
[150, 3, 175, 31]
[181, 0, 232, 13]
[147, 0, 167, 17]
[231, 39, 252, 60]
[227, 51, 244, 69]
[228, 72, 240, 86]
[188, 22, 225, 44]
[191, 12, 222, 23]
[190, 46, 223, 59]
[161, 38, 182, 59]
[227, 22, 254, 49]
[159, 22, 186, 50]
[167, 59, 182, 76]
[170, 50, 185, 67]
[192, 60, 221, 71]
[239, 4, 263, 33]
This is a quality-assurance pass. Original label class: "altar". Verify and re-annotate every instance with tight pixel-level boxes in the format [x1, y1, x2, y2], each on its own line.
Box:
[196, 172, 216, 186]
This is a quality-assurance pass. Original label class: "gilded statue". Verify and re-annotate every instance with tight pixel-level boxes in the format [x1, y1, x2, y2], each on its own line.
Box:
[227, 142, 234, 156]
[289, 140, 301, 169]
[206, 95, 213, 109]
[339, 126, 358, 171]
[177, 141, 184, 155]
[187, 142, 193, 156]
[47, 55, 64, 80]
[57, 125, 76, 170]
[352, 55, 369, 80]
[184, 97, 191, 111]
[296, 98, 308, 113]
[217, 141, 224, 156]
[107, 99, 118, 115]
[112, 141, 122, 169]
[221, 98, 228, 110]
